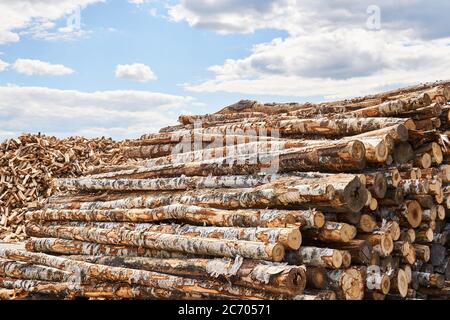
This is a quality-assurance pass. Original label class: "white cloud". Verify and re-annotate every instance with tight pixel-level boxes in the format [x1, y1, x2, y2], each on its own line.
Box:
[0, 0, 104, 44]
[170, 0, 450, 99]
[0, 59, 9, 72]
[168, 1, 450, 37]
[128, 0, 150, 4]
[13, 59, 74, 76]
[0, 86, 195, 142]
[115, 63, 157, 82]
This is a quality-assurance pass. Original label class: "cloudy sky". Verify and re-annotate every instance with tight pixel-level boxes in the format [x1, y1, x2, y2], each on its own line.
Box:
[0, 0, 449, 141]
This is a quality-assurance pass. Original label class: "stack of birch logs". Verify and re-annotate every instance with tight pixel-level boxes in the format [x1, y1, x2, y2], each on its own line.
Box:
[1, 80, 450, 300]
[0, 134, 123, 242]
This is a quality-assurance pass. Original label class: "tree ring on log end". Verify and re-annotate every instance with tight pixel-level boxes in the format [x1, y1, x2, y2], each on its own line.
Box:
[396, 269, 408, 298]
[350, 140, 365, 162]
[381, 234, 394, 256]
[288, 229, 302, 250]
[380, 274, 391, 295]
[341, 269, 364, 300]
[406, 200, 422, 228]
[331, 250, 343, 269]
[270, 243, 285, 262]
[343, 177, 368, 213]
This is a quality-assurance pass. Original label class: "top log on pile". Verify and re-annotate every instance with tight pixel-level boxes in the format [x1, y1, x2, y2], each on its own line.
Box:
[154, 117, 409, 139]
[210, 81, 449, 116]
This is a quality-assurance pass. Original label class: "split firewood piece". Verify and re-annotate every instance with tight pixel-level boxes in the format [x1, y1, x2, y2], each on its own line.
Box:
[357, 232, 394, 257]
[44, 222, 302, 250]
[0, 258, 70, 282]
[302, 222, 356, 243]
[0, 249, 283, 299]
[25, 224, 286, 262]
[27, 205, 296, 228]
[66, 255, 306, 296]
[285, 247, 344, 269]
[26, 238, 195, 258]
[412, 272, 445, 289]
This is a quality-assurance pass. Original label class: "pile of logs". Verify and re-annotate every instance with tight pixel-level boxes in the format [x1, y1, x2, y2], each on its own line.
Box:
[0, 134, 123, 242]
[1, 80, 450, 300]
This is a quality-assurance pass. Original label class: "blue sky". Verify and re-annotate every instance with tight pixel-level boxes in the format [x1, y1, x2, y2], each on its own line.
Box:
[0, 0, 449, 140]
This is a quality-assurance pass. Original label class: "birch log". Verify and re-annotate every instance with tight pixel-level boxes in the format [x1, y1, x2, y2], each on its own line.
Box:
[27, 205, 296, 228]
[25, 224, 286, 262]
[64, 255, 306, 296]
[0, 250, 288, 299]
[40, 222, 302, 250]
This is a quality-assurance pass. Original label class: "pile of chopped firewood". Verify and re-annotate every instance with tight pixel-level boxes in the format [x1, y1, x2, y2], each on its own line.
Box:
[0, 134, 124, 242]
[1, 80, 450, 300]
